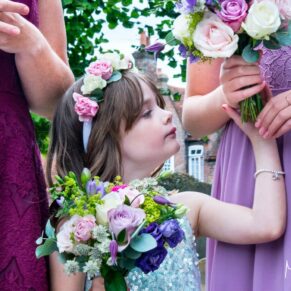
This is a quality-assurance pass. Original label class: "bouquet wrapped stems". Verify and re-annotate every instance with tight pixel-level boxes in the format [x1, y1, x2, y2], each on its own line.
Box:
[240, 92, 264, 123]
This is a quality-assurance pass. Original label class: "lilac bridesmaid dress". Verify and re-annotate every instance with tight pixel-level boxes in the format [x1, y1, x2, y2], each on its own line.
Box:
[0, 0, 49, 290]
[207, 47, 291, 291]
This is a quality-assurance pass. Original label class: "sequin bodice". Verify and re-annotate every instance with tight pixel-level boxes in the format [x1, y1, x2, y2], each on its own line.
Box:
[126, 218, 201, 291]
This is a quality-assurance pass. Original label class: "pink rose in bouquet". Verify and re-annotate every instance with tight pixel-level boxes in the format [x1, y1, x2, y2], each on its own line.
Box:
[217, 0, 248, 32]
[74, 215, 96, 242]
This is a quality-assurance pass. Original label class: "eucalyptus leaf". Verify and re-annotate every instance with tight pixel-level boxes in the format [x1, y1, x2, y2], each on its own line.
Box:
[242, 44, 259, 63]
[124, 247, 142, 259]
[263, 38, 281, 50]
[276, 25, 291, 46]
[130, 233, 157, 253]
[130, 220, 147, 240]
[165, 31, 179, 46]
[108, 71, 122, 84]
[45, 220, 55, 239]
[35, 238, 58, 259]
[35, 234, 43, 245]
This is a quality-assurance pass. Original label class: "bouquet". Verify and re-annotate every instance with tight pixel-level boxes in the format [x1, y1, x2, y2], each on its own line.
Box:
[35, 169, 188, 291]
[147, 0, 291, 122]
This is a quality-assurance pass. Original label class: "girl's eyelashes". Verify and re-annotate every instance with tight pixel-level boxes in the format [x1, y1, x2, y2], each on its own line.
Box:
[142, 109, 152, 118]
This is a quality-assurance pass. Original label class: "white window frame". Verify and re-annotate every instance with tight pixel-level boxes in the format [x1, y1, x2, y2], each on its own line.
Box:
[162, 156, 175, 172]
[188, 145, 204, 182]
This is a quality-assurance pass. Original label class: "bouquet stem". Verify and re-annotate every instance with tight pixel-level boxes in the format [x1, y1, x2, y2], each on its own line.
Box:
[239, 93, 263, 123]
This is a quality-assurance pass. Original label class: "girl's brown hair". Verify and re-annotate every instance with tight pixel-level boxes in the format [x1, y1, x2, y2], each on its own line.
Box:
[46, 70, 165, 185]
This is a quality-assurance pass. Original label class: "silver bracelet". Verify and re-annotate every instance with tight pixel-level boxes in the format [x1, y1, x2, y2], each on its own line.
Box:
[254, 169, 285, 180]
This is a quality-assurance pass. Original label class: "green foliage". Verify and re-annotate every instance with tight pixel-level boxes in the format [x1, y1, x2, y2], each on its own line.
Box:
[30, 112, 50, 155]
[158, 172, 212, 195]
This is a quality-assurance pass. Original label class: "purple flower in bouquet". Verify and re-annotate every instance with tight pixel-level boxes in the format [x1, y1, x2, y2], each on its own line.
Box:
[176, 0, 197, 14]
[86, 180, 106, 196]
[160, 219, 185, 248]
[109, 240, 118, 264]
[217, 0, 248, 32]
[178, 44, 200, 63]
[135, 246, 167, 273]
[108, 205, 145, 249]
[145, 42, 166, 59]
[74, 215, 96, 242]
[141, 222, 164, 246]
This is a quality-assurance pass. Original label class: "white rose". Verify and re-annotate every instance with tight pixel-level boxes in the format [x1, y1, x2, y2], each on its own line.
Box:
[102, 52, 121, 70]
[96, 192, 123, 225]
[81, 75, 107, 95]
[173, 14, 192, 42]
[241, 1, 281, 39]
[193, 12, 239, 58]
[260, 0, 291, 20]
[56, 215, 79, 253]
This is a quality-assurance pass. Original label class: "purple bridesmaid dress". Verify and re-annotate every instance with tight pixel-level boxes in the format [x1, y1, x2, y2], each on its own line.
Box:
[207, 47, 291, 291]
[0, 0, 49, 290]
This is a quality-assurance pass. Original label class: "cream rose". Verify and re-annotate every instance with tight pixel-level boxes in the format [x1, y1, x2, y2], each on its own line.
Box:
[56, 215, 79, 253]
[193, 12, 239, 58]
[173, 14, 192, 42]
[241, 0, 281, 39]
[261, 0, 291, 20]
[81, 75, 107, 95]
[96, 192, 123, 225]
[102, 52, 122, 70]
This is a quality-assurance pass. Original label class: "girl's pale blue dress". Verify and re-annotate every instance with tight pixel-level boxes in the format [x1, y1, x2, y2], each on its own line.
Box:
[85, 218, 201, 290]
[126, 218, 201, 290]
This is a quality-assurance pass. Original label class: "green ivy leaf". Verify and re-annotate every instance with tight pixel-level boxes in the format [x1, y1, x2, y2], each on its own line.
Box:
[130, 233, 157, 252]
[242, 44, 260, 63]
[35, 238, 58, 259]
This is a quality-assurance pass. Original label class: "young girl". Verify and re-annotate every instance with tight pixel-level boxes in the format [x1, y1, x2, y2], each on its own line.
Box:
[47, 53, 286, 291]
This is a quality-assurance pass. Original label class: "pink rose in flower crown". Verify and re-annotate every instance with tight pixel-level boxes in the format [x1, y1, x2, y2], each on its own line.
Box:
[86, 60, 113, 80]
[108, 205, 145, 251]
[217, 0, 248, 32]
[73, 93, 99, 122]
[74, 215, 96, 242]
[117, 187, 145, 208]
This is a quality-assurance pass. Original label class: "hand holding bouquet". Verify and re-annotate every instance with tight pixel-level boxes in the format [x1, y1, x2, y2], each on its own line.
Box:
[36, 169, 188, 291]
[148, 0, 291, 122]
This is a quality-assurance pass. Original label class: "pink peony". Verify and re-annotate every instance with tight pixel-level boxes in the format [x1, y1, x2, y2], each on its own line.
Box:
[73, 93, 99, 122]
[217, 0, 248, 32]
[74, 215, 96, 242]
[86, 60, 113, 80]
[108, 205, 145, 250]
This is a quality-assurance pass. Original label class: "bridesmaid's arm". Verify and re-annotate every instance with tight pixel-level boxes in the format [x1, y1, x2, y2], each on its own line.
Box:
[14, 0, 74, 119]
[171, 106, 286, 244]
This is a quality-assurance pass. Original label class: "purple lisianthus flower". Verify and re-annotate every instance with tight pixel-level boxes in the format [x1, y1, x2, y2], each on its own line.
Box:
[176, 0, 197, 14]
[109, 240, 118, 265]
[145, 42, 165, 59]
[86, 180, 106, 197]
[179, 44, 200, 63]
[141, 222, 164, 246]
[216, 0, 248, 32]
[136, 246, 167, 274]
[160, 219, 185, 248]
[153, 195, 173, 206]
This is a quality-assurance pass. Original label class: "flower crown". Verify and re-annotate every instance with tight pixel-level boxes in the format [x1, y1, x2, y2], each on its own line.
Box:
[73, 52, 136, 151]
